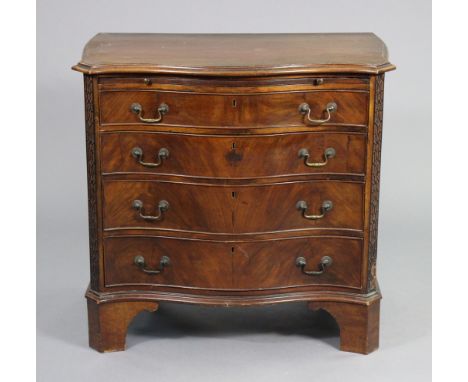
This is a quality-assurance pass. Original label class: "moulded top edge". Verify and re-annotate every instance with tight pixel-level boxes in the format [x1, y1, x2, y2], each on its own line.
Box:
[73, 33, 396, 76]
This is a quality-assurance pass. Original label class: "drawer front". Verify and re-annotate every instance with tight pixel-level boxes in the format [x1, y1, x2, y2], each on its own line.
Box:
[99, 90, 368, 127]
[233, 237, 363, 290]
[104, 237, 232, 289]
[103, 180, 363, 233]
[101, 132, 366, 177]
[103, 236, 362, 290]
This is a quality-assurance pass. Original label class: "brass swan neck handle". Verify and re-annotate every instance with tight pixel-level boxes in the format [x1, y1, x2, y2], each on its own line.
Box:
[134, 255, 170, 275]
[132, 199, 169, 221]
[130, 102, 169, 123]
[296, 200, 333, 220]
[131, 147, 169, 167]
[298, 147, 336, 167]
[296, 256, 333, 276]
[299, 102, 337, 125]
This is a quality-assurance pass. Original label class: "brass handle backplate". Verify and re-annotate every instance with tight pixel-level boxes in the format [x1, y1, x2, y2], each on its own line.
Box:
[132, 199, 169, 221]
[295, 256, 333, 276]
[130, 102, 169, 123]
[299, 102, 337, 125]
[131, 147, 169, 167]
[134, 255, 170, 275]
[296, 200, 333, 220]
[298, 147, 336, 167]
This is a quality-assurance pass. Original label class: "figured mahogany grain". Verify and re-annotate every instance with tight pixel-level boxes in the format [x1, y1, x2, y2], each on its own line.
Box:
[104, 237, 232, 289]
[100, 131, 366, 178]
[99, 90, 368, 127]
[103, 236, 362, 290]
[233, 237, 362, 290]
[102, 180, 364, 233]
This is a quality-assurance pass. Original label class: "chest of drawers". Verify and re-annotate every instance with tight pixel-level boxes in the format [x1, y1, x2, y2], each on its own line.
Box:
[73, 33, 395, 354]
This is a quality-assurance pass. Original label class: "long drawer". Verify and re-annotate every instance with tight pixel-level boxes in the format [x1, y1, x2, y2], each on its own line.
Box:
[103, 236, 363, 290]
[102, 180, 364, 233]
[99, 90, 369, 127]
[101, 131, 366, 178]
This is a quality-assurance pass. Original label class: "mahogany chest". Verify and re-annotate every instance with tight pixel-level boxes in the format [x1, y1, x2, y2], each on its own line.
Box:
[73, 33, 395, 354]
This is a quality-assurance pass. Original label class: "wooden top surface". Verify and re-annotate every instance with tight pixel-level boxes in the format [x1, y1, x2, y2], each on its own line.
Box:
[73, 33, 395, 76]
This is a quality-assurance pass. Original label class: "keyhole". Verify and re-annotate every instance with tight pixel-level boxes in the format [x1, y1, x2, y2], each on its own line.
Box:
[231, 191, 237, 198]
[231, 247, 235, 253]
[232, 142, 236, 150]
[232, 99, 237, 108]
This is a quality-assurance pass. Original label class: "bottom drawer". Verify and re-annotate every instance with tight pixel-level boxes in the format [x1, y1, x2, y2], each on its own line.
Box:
[103, 236, 363, 290]
[104, 237, 232, 289]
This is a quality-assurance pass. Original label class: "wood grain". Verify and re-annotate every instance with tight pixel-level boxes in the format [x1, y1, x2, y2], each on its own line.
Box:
[309, 297, 380, 354]
[73, 33, 395, 75]
[74, 33, 394, 354]
[98, 75, 370, 92]
[87, 298, 158, 352]
[100, 131, 366, 178]
[99, 90, 369, 127]
[102, 180, 364, 233]
[103, 236, 363, 290]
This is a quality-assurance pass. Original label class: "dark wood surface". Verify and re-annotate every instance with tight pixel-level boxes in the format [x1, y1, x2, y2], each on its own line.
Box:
[367, 74, 385, 292]
[83, 75, 100, 291]
[87, 298, 159, 352]
[98, 75, 370, 92]
[86, 285, 381, 353]
[102, 180, 364, 233]
[100, 131, 366, 178]
[73, 33, 395, 75]
[309, 297, 380, 354]
[99, 89, 369, 127]
[75, 33, 394, 354]
[103, 236, 363, 290]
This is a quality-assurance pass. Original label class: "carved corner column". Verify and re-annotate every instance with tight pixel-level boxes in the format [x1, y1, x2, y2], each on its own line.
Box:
[367, 74, 385, 292]
[83, 75, 99, 291]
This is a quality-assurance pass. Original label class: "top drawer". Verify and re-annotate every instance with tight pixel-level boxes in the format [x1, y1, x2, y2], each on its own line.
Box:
[98, 90, 369, 128]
